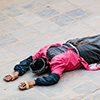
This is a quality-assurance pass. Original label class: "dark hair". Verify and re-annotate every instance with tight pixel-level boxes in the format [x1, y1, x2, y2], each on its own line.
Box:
[29, 57, 47, 74]
[31, 58, 44, 71]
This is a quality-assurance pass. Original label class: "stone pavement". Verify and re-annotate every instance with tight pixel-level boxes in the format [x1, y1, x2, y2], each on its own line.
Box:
[0, 0, 100, 100]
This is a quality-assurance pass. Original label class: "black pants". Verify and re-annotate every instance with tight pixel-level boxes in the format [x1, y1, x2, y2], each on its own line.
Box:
[68, 35, 100, 64]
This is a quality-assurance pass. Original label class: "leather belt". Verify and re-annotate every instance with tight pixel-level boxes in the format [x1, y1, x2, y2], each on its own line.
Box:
[63, 43, 80, 55]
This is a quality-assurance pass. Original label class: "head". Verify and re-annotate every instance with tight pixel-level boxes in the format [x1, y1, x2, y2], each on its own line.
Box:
[29, 57, 47, 75]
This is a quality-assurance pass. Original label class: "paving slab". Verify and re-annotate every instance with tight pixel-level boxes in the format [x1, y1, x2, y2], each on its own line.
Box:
[0, 0, 100, 100]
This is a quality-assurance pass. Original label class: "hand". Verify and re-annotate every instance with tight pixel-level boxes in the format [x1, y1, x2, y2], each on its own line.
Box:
[18, 80, 36, 90]
[3, 71, 19, 82]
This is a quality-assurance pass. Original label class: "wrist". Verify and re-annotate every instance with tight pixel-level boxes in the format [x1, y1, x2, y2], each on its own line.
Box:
[14, 71, 19, 77]
[33, 80, 36, 85]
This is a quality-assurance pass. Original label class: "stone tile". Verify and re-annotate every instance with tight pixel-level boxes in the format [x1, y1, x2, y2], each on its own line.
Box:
[35, 83, 69, 98]
[5, 32, 50, 59]
[2, 73, 50, 100]
[62, 21, 99, 38]
[92, 93, 100, 100]
[34, 0, 58, 6]
[22, 0, 49, 12]
[91, 76, 100, 86]
[83, 3, 100, 15]
[2, 6, 27, 17]
[0, 0, 15, 9]
[6, 42, 33, 59]
[9, 28, 36, 41]
[0, 73, 25, 99]
[44, 28, 65, 38]
[73, 82, 100, 95]
[0, 30, 8, 37]
[75, 96, 85, 100]
[72, 29, 100, 39]
[59, 71, 86, 89]
[69, 0, 100, 14]
[0, 12, 9, 21]
[47, 32, 72, 43]
[17, 0, 55, 7]
[77, 90, 100, 100]
[50, 0, 78, 14]
[0, 82, 9, 99]
[0, 33, 17, 48]
[75, 69, 91, 77]
[6, 23, 23, 32]
[66, 9, 89, 19]
[35, 7, 59, 18]
[9, 27, 53, 50]
[82, 15, 100, 31]
[0, 19, 23, 32]
[27, 33, 50, 46]
[2, 88, 49, 100]
[31, 20, 63, 33]
[1, 96, 15, 100]
[50, 89, 79, 100]
[85, 71, 100, 80]
[21, 31, 54, 50]
[69, 0, 96, 8]
[50, 8, 89, 26]
[76, 69, 100, 81]
[0, 82, 19, 97]
[1, 0, 100, 100]
[82, 98, 91, 100]
[22, 0, 59, 13]
[0, 48, 17, 66]
[15, 13, 42, 26]
[15, 0, 34, 7]
[50, 13, 74, 26]
[22, 1, 42, 12]
[0, 62, 18, 74]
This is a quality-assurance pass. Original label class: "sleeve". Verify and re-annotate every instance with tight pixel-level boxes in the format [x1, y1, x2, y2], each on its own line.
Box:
[35, 73, 60, 86]
[50, 57, 65, 77]
[14, 56, 33, 76]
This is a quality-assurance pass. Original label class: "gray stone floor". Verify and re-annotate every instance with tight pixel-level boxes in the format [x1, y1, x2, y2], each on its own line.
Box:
[0, 0, 100, 100]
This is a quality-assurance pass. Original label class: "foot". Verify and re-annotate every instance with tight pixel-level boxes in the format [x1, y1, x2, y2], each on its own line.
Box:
[18, 80, 36, 90]
[3, 72, 19, 82]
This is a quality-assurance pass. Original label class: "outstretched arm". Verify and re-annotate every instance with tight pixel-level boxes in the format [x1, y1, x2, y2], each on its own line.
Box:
[3, 56, 33, 82]
[3, 71, 19, 82]
[34, 58, 65, 86]
[18, 62, 64, 90]
[18, 73, 60, 90]
[35, 73, 60, 86]
[14, 56, 33, 76]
